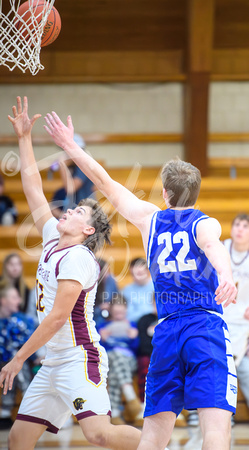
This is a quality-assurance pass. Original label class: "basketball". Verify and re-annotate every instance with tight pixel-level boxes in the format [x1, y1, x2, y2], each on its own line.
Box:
[15, 0, 61, 47]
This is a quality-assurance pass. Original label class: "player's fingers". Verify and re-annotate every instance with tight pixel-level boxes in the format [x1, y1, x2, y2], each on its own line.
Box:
[67, 115, 74, 131]
[215, 285, 231, 303]
[8, 374, 14, 392]
[3, 374, 10, 395]
[16, 96, 22, 114]
[216, 285, 237, 305]
[47, 113, 54, 124]
[51, 111, 61, 125]
[223, 297, 237, 308]
[0, 373, 4, 388]
[31, 114, 42, 126]
[23, 96, 28, 113]
[12, 106, 17, 118]
[44, 115, 54, 128]
[44, 125, 53, 136]
[7, 115, 14, 123]
[215, 288, 228, 302]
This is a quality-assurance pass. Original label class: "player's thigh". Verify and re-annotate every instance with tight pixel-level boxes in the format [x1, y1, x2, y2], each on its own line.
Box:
[8, 419, 46, 450]
[18, 365, 71, 432]
[198, 407, 232, 436]
[183, 314, 237, 412]
[53, 353, 111, 419]
[145, 320, 185, 417]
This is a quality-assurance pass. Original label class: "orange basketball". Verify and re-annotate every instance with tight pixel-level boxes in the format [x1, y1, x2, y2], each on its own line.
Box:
[15, 1, 61, 47]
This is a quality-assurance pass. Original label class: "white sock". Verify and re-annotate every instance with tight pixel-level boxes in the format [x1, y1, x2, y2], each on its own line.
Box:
[122, 383, 136, 402]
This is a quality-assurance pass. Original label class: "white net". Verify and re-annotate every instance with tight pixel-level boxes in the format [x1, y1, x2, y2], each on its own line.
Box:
[0, 0, 56, 75]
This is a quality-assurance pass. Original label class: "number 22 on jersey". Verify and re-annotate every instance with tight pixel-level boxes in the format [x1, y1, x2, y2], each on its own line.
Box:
[157, 231, 197, 273]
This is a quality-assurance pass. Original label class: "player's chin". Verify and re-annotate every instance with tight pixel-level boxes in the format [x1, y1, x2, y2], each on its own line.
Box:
[57, 219, 68, 233]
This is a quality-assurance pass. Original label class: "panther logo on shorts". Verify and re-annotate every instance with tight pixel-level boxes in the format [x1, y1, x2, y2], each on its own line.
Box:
[73, 398, 86, 411]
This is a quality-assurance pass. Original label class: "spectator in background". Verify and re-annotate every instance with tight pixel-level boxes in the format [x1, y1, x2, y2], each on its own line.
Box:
[0, 286, 40, 430]
[0, 174, 17, 225]
[94, 259, 120, 328]
[0, 253, 32, 316]
[50, 134, 95, 219]
[223, 213, 249, 410]
[122, 258, 154, 323]
[99, 296, 142, 425]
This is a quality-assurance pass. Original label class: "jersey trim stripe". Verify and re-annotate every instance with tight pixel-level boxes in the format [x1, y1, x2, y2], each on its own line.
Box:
[76, 410, 111, 421]
[82, 293, 102, 386]
[16, 414, 59, 434]
[69, 315, 76, 347]
[147, 211, 158, 268]
[55, 252, 69, 277]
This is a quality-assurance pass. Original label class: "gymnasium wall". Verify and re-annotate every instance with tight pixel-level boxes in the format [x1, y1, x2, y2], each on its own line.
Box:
[0, 81, 249, 167]
[209, 82, 249, 158]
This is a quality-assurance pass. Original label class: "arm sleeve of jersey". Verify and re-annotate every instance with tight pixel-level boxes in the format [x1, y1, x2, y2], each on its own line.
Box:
[42, 217, 60, 246]
[57, 248, 99, 290]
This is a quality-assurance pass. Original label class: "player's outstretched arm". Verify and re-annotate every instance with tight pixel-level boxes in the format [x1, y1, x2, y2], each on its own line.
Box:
[0, 279, 82, 394]
[196, 217, 237, 308]
[8, 96, 53, 235]
[44, 112, 159, 233]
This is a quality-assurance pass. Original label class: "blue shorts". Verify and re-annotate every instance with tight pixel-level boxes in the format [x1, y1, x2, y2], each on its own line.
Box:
[144, 310, 237, 417]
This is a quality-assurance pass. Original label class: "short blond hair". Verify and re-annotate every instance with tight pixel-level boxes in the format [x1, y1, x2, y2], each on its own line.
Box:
[161, 158, 201, 207]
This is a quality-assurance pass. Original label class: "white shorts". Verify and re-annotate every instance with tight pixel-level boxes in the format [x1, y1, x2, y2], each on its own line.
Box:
[17, 345, 111, 434]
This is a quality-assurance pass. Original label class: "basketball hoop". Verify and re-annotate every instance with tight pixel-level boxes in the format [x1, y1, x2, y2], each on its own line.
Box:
[0, 0, 56, 75]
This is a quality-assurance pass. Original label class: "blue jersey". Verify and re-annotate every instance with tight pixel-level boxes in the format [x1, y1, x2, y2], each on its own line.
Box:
[147, 208, 222, 320]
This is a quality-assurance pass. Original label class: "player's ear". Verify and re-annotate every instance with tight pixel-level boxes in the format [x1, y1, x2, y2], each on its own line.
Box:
[83, 225, 95, 236]
[162, 188, 168, 200]
[163, 188, 171, 208]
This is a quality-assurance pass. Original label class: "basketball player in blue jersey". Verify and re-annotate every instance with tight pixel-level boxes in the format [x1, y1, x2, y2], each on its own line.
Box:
[0, 97, 141, 450]
[43, 107, 238, 450]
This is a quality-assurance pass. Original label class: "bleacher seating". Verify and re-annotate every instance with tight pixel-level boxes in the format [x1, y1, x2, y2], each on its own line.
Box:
[2, 166, 249, 288]
[1, 163, 249, 422]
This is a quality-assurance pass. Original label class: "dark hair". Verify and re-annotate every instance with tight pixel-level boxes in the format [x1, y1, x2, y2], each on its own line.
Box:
[0, 285, 17, 302]
[130, 257, 147, 269]
[78, 198, 112, 253]
[161, 158, 201, 207]
[110, 293, 127, 307]
[232, 213, 249, 225]
[95, 258, 109, 307]
[2, 253, 27, 305]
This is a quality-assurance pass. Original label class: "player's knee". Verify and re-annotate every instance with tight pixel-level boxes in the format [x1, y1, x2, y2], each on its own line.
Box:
[203, 428, 231, 448]
[83, 427, 108, 447]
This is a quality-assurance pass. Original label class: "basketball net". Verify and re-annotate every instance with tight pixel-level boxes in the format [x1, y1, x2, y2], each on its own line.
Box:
[0, 0, 56, 75]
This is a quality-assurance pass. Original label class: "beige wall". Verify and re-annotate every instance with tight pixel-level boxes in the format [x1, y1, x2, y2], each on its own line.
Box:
[1, 81, 249, 168]
[209, 82, 249, 158]
[0, 83, 184, 167]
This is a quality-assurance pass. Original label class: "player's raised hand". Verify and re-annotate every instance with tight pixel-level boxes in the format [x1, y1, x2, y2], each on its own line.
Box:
[0, 356, 23, 395]
[44, 111, 75, 151]
[8, 96, 41, 138]
[215, 278, 237, 308]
